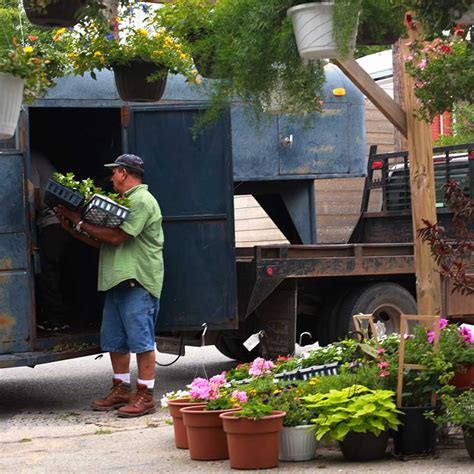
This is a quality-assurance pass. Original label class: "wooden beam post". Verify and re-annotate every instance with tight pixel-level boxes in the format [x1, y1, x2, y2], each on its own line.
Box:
[333, 58, 407, 137]
[400, 15, 441, 316]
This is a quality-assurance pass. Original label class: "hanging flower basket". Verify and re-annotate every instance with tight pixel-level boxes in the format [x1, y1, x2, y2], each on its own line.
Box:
[113, 61, 168, 103]
[0, 73, 25, 140]
[23, 0, 88, 28]
[287, 2, 358, 60]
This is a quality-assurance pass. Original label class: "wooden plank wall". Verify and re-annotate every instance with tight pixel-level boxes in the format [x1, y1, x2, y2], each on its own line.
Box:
[234, 78, 396, 246]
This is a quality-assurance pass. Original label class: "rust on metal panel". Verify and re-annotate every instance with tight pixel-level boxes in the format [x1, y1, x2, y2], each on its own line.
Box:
[0, 258, 12, 269]
[0, 315, 15, 327]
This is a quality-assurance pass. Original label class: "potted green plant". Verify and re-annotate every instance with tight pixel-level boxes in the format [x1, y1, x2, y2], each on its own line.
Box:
[287, 0, 364, 60]
[63, 3, 199, 102]
[154, 0, 219, 79]
[217, 357, 286, 469]
[404, 30, 473, 122]
[304, 385, 402, 461]
[180, 373, 244, 461]
[429, 390, 474, 460]
[23, 0, 92, 28]
[269, 381, 318, 462]
[0, 2, 68, 139]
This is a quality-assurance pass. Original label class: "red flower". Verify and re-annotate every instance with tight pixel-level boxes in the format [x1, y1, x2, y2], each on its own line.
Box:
[438, 44, 452, 55]
[28, 35, 39, 41]
[454, 24, 465, 36]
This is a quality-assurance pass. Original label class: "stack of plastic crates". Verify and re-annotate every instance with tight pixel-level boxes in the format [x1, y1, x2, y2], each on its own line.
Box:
[44, 179, 85, 210]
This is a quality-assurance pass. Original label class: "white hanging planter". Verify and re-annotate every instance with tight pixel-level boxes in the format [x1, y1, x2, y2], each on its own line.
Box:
[279, 425, 317, 461]
[287, 2, 357, 60]
[0, 73, 25, 140]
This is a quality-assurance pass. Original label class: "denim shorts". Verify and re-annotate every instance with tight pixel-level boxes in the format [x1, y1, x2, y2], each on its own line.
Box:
[100, 281, 160, 354]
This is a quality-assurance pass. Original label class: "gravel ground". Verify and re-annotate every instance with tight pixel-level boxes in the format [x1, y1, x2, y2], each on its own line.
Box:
[0, 347, 472, 472]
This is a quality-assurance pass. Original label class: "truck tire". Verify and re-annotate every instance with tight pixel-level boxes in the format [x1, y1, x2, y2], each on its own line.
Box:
[215, 335, 259, 362]
[332, 282, 417, 342]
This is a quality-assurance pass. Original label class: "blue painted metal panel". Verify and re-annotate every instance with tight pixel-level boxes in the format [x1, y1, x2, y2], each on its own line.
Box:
[0, 154, 26, 233]
[127, 106, 237, 331]
[231, 105, 279, 180]
[278, 103, 350, 175]
[0, 152, 32, 354]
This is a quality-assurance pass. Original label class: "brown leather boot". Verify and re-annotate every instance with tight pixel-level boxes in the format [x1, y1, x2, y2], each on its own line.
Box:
[91, 379, 132, 411]
[117, 383, 156, 418]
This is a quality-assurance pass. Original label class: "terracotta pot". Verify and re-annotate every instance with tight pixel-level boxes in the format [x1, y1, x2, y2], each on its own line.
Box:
[339, 431, 389, 461]
[113, 61, 168, 103]
[24, 0, 88, 28]
[220, 410, 286, 469]
[450, 364, 474, 390]
[181, 405, 240, 461]
[167, 398, 207, 449]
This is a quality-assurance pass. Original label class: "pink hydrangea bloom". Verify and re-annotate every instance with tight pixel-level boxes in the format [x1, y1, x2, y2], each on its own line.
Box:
[248, 357, 275, 376]
[231, 390, 248, 404]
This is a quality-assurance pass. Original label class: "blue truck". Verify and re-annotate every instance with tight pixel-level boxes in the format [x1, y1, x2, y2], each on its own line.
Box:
[0, 66, 472, 368]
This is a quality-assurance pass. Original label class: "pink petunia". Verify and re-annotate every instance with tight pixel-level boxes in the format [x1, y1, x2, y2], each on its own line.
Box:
[376, 348, 386, 354]
[377, 361, 389, 370]
[427, 331, 436, 344]
[439, 318, 448, 329]
[459, 326, 474, 344]
[417, 59, 427, 70]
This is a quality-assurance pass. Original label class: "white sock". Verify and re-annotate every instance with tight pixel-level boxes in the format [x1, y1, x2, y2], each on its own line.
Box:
[114, 373, 131, 384]
[137, 378, 155, 390]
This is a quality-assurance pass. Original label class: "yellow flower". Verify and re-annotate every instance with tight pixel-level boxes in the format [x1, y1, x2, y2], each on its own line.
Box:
[55, 28, 67, 35]
[23, 46, 33, 54]
[192, 69, 199, 76]
[155, 33, 162, 39]
[179, 52, 188, 60]
[194, 77, 202, 85]
[93, 51, 104, 60]
[136, 28, 148, 37]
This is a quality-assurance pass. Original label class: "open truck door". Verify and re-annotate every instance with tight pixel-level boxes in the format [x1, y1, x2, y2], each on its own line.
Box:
[126, 106, 238, 341]
[0, 140, 35, 364]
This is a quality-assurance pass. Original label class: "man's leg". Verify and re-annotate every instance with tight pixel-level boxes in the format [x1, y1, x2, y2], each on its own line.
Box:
[91, 290, 133, 411]
[117, 286, 160, 417]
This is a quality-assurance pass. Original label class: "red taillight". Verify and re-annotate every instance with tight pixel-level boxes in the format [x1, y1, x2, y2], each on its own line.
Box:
[469, 150, 474, 160]
[266, 267, 274, 276]
[371, 160, 384, 170]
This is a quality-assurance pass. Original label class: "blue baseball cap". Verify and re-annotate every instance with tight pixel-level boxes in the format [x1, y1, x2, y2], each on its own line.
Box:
[104, 154, 144, 175]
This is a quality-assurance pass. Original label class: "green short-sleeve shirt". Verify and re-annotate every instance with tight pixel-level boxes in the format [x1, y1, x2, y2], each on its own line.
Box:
[98, 184, 164, 298]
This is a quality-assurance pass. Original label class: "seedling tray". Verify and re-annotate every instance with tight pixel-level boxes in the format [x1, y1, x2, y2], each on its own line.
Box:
[273, 362, 340, 381]
[44, 179, 85, 211]
[82, 194, 129, 228]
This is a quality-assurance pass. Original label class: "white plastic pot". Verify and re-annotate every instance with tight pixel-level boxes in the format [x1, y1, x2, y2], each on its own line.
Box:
[279, 425, 317, 461]
[287, 2, 357, 60]
[0, 73, 25, 140]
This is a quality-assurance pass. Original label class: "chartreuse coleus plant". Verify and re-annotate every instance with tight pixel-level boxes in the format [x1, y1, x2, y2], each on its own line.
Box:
[52, 172, 130, 207]
[303, 385, 402, 441]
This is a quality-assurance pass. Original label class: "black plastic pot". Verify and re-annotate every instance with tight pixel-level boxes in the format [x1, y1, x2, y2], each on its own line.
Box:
[463, 427, 474, 460]
[113, 61, 168, 103]
[339, 431, 389, 461]
[24, 0, 88, 28]
[393, 407, 437, 455]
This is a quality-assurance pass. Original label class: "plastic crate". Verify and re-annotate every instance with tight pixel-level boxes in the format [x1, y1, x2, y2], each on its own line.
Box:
[273, 362, 340, 381]
[44, 179, 85, 211]
[82, 194, 130, 228]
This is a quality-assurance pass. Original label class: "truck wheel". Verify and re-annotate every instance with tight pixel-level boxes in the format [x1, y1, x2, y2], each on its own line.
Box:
[215, 335, 259, 362]
[333, 283, 417, 341]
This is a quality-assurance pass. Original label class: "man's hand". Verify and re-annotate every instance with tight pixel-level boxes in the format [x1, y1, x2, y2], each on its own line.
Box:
[54, 205, 81, 226]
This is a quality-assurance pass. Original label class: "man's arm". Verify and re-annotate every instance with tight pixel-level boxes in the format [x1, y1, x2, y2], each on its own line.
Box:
[55, 205, 130, 246]
[57, 214, 101, 249]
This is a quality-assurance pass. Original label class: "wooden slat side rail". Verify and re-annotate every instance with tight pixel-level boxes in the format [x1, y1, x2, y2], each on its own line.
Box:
[396, 314, 440, 407]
